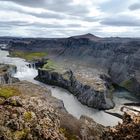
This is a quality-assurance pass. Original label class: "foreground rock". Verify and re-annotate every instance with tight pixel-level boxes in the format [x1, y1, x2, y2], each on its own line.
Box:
[35, 67, 114, 110]
[0, 96, 65, 140]
[102, 112, 140, 140]
[0, 81, 106, 140]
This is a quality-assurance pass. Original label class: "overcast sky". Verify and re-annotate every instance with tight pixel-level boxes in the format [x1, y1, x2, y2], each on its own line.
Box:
[0, 0, 140, 37]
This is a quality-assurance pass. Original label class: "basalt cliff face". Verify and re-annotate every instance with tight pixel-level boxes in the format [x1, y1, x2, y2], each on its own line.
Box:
[7, 34, 140, 96]
[35, 68, 114, 110]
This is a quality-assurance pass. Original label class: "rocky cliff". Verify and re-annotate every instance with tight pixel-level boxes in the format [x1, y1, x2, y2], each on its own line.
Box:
[35, 68, 114, 110]
[102, 111, 140, 139]
[7, 34, 140, 96]
[1, 80, 139, 140]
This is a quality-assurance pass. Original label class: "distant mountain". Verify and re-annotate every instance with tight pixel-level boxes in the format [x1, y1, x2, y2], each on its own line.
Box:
[70, 33, 101, 41]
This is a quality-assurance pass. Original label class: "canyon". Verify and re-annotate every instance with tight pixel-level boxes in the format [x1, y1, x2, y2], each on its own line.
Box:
[0, 33, 140, 139]
[2, 33, 140, 96]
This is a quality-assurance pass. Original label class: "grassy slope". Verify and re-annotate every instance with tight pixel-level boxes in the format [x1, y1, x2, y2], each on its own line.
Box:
[0, 86, 20, 99]
[10, 51, 48, 61]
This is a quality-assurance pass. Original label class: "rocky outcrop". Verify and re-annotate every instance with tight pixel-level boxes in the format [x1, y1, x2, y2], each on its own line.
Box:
[28, 58, 48, 69]
[0, 96, 66, 140]
[0, 81, 106, 140]
[7, 34, 140, 95]
[35, 68, 114, 110]
[0, 64, 19, 84]
[102, 112, 140, 140]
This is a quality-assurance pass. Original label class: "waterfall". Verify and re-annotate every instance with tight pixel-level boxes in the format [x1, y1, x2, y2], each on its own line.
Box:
[14, 64, 38, 81]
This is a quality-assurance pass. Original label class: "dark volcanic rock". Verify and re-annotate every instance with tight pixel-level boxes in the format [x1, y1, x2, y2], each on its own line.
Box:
[35, 68, 114, 110]
[28, 58, 48, 69]
[6, 34, 140, 95]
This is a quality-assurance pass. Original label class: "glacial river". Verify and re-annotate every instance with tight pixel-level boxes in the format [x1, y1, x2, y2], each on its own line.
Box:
[0, 50, 138, 126]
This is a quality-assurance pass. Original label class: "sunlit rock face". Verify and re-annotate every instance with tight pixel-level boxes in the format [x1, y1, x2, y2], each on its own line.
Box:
[35, 68, 114, 110]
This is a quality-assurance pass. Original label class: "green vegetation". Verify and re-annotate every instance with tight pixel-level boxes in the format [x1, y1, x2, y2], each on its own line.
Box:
[43, 59, 65, 74]
[0, 86, 20, 99]
[13, 129, 29, 140]
[59, 128, 78, 140]
[43, 60, 58, 71]
[24, 111, 33, 122]
[10, 51, 47, 61]
[0, 97, 5, 104]
[121, 79, 133, 89]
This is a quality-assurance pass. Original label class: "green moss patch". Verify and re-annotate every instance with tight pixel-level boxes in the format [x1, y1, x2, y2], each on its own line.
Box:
[59, 128, 78, 140]
[43, 60, 58, 71]
[13, 129, 28, 140]
[121, 79, 134, 89]
[24, 111, 33, 122]
[0, 86, 20, 99]
[10, 51, 47, 61]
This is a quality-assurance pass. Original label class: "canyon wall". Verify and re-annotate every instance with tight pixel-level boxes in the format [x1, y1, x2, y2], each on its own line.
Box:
[7, 34, 140, 95]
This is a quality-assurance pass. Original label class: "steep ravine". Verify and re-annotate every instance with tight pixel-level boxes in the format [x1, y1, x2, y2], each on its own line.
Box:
[8, 34, 140, 96]
[0, 49, 122, 126]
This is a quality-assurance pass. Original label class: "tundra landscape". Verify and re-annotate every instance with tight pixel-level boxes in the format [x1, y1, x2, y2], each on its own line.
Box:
[0, 0, 140, 140]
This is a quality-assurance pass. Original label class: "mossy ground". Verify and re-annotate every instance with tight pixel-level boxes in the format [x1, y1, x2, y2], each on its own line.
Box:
[121, 79, 133, 89]
[43, 60, 57, 70]
[59, 128, 78, 140]
[42, 60, 65, 73]
[10, 51, 48, 61]
[24, 111, 33, 122]
[0, 86, 20, 99]
[13, 129, 29, 140]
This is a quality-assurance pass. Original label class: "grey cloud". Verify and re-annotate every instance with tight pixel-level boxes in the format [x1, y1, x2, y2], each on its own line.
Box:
[66, 24, 82, 27]
[0, 20, 82, 29]
[0, 1, 99, 23]
[0, 4, 65, 20]
[28, 12, 64, 19]
[0, 0, 89, 16]
[0, 0, 47, 8]
[100, 15, 140, 27]
[0, 21, 30, 27]
[129, 3, 140, 11]
[25, 22, 82, 29]
[83, 17, 100, 22]
[29, 23, 69, 29]
[0, 5, 98, 22]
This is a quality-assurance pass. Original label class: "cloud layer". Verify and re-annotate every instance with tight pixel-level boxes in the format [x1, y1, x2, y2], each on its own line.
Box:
[0, 0, 140, 37]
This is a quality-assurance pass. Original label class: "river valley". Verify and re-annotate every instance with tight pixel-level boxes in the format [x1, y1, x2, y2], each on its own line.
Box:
[0, 49, 139, 126]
